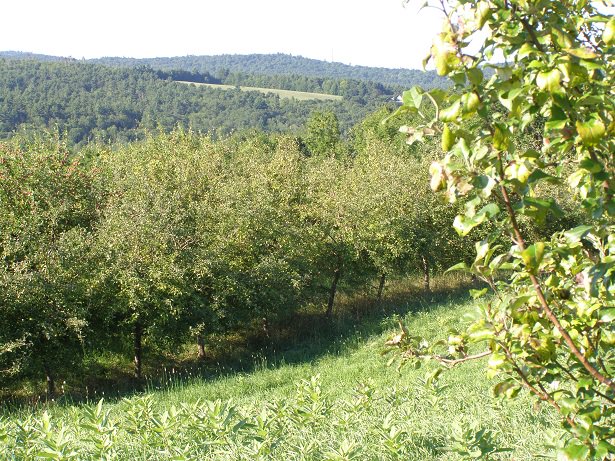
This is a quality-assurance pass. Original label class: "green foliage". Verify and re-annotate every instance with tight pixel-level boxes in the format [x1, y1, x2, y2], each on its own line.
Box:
[1, 297, 560, 460]
[0, 135, 97, 391]
[303, 111, 343, 157]
[1, 122, 476, 390]
[81, 52, 450, 90]
[0, 59, 389, 146]
[390, 0, 615, 458]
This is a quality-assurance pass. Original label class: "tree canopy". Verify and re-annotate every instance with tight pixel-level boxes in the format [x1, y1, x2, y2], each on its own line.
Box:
[386, 1, 614, 458]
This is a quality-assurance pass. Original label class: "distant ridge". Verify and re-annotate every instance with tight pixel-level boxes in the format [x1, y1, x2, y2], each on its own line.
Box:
[0, 51, 76, 62]
[1, 51, 447, 89]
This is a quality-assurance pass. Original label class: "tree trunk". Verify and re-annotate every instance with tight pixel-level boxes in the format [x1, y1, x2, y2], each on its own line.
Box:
[261, 317, 270, 339]
[421, 255, 431, 293]
[43, 362, 55, 398]
[134, 321, 143, 380]
[377, 273, 386, 300]
[196, 334, 206, 360]
[326, 267, 341, 319]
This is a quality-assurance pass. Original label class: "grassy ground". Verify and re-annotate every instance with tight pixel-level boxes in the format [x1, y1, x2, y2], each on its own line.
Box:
[177, 81, 344, 101]
[0, 275, 561, 460]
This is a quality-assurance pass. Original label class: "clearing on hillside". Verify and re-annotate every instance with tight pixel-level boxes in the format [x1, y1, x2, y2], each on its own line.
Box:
[177, 81, 344, 101]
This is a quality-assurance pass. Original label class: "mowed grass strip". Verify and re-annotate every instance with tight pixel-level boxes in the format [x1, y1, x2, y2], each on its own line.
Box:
[177, 81, 344, 101]
[1, 294, 560, 460]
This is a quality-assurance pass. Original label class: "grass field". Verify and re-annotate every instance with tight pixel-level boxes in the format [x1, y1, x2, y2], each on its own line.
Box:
[177, 81, 344, 101]
[0, 278, 562, 460]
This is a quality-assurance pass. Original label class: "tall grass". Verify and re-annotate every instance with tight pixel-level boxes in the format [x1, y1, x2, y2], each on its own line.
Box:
[1, 276, 562, 460]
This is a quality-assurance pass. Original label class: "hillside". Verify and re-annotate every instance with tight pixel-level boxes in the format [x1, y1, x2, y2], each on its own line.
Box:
[0, 295, 559, 460]
[1, 51, 448, 89]
[0, 58, 388, 145]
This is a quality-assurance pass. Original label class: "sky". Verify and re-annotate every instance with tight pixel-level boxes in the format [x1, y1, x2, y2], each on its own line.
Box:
[0, 0, 444, 69]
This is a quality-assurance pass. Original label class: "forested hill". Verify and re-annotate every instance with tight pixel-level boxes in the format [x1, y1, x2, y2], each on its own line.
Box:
[0, 58, 391, 146]
[1, 51, 447, 89]
[0, 51, 71, 62]
[91, 54, 448, 89]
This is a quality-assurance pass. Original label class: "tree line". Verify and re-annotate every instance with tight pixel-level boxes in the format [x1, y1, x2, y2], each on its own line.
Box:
[0, 59, 394, 147]
[0, 116, 470, 397]
[69, 53, 449, 89]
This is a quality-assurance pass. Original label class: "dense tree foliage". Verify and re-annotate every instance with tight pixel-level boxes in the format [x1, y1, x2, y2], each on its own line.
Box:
[77, 53, 450, 89]
[0, 135, 97, 395]
[0, 120, 467, 393]
[0, 59, 393, 146]
[387, 0, 614, 458]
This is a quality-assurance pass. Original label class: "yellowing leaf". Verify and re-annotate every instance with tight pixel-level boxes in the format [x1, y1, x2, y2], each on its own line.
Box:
[576, 118, 606, 145]
[536, 69, 562, 93]
[564, 47, 598, 60]
[604, 18, 615, 45]
[475, 1, 491, 28]
[439, 100, 461, 122]
[441, 124, 456, 152]
[461, 92, 480, 114]
[493, 124, 510, 151]
[432, 34, 459, 76]
[429, 161, 446, 191]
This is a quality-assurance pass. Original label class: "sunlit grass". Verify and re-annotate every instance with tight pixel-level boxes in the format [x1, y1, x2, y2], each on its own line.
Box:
[177, 81, 344, 101]
[1, 276, 561, 460]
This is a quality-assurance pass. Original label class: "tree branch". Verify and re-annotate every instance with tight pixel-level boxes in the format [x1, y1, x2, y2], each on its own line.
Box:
[412, 350, 491, 367]
[500, 343, 577, 428]
[498, 181, 615, 392]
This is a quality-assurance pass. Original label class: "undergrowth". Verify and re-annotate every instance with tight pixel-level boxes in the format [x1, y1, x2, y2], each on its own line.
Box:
[0, 275, 562, 460]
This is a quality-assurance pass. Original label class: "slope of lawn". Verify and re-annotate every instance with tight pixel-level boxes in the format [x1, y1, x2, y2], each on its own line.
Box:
[0, 281, 561, 460]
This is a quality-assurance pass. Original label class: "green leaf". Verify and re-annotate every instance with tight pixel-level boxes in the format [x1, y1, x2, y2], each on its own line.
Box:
[461, 92, 480, 114]
[523, 197, 563, 220]
[521, 242, 545, 272]
[446, 262, 469, 273]
[536, 69, 562, 93]
[552, 28, 573, 49]
[442, 124, 456, 152]
[493, 381, 520, 399]
[469, 288, 488, 299]
[440, 100, 461, 122]
[488, 353, 505, 369]
[564, 225, 592, 242]
[467, 68, 484, 85]
[579, 157, 602, 173]
[545, 105, 568, 131]
[558, 442, 590, 461]
[527, 169, 559, 185]
[518, 43, 536, 58]
[469, 327, 494, 341]
[596, 441, 615, 459]
[563, 47, 598, 60]
[576, 118, 606, 145]
[480, 203, 500, 218]
[453, 204, 499, 236]
[36, 451, 62, 459]
[600, 308, 615, 323]
[402, 87, 424, 110]
[604, 18, 615, 45]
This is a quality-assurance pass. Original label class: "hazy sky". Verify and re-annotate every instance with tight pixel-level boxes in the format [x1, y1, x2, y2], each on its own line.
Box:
[1, 0, 443, 69]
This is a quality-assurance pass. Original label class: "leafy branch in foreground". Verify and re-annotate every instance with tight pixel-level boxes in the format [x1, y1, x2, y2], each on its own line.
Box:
[388, 1, 614, 459]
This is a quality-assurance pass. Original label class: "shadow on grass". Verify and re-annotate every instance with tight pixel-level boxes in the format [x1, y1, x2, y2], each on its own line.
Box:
[1, 274, 479, 412]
